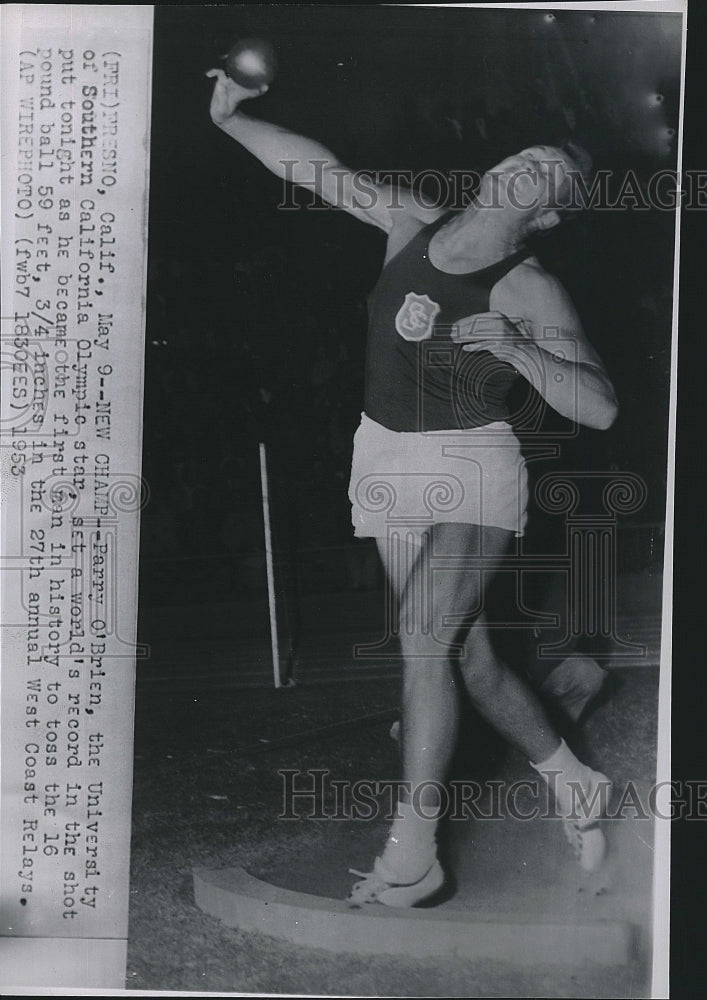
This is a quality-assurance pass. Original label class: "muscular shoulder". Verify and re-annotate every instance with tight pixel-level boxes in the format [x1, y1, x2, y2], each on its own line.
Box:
[491, 255, 560, 301]
[490, 256, 579, 329]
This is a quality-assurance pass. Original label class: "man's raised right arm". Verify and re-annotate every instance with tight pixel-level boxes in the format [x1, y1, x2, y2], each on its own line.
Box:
[207, 69, 442, 233]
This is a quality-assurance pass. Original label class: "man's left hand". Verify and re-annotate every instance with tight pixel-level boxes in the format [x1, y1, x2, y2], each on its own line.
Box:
[452, 310, 534, 368]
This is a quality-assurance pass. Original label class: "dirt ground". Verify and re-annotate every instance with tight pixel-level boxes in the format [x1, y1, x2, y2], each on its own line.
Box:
[127, 664, 659, 996]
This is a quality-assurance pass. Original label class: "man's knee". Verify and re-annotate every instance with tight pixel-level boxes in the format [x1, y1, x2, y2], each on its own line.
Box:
[395, 521, 507, 660]
[399, 621, 457, 663]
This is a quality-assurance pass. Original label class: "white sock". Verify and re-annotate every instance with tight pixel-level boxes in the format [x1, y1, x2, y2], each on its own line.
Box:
[530, 739, 608, 821]
[377, 800, 438, 883]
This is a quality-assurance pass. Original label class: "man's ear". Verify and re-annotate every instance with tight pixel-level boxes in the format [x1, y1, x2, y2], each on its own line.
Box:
[530, 209, 562, 233]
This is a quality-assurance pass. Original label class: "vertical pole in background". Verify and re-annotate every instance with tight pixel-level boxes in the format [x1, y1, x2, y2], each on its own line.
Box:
[260, 442, 281, 688]
[0, 6, 153, 990]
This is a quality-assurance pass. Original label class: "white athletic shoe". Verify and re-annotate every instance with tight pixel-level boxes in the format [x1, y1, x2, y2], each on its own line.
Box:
[562, 819, 608, 872]
[347, 856, 445, 908]
[559, 770, 612, 873]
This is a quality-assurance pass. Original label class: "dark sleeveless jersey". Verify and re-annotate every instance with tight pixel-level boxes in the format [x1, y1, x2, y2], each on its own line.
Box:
[364, 211, 532, 432]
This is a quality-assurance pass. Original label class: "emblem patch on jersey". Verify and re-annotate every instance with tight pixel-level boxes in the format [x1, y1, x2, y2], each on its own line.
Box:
[395, 292, 441, 342]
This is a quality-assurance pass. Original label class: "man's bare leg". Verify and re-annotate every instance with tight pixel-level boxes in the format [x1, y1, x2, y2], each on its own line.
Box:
[364, 525, 558, 888]
[350, 524, 609, 904]
[378, 525, 559, 785]
[525, 571, 612, 723]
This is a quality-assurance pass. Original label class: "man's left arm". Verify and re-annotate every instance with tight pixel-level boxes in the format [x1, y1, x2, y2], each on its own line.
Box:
[461, 264, 619, 430]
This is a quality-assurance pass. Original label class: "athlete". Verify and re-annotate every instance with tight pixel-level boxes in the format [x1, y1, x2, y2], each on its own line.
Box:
[208, 69, 619, 907]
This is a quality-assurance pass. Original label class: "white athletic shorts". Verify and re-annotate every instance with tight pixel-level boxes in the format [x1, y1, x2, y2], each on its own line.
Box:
[348, 412, 528, 545]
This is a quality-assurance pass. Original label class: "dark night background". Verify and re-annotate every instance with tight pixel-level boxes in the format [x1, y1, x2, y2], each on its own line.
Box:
[138, 5, 681, 607]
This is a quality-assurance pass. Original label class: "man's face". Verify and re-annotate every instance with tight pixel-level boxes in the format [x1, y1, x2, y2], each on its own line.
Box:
[479, 145, 577, 214]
